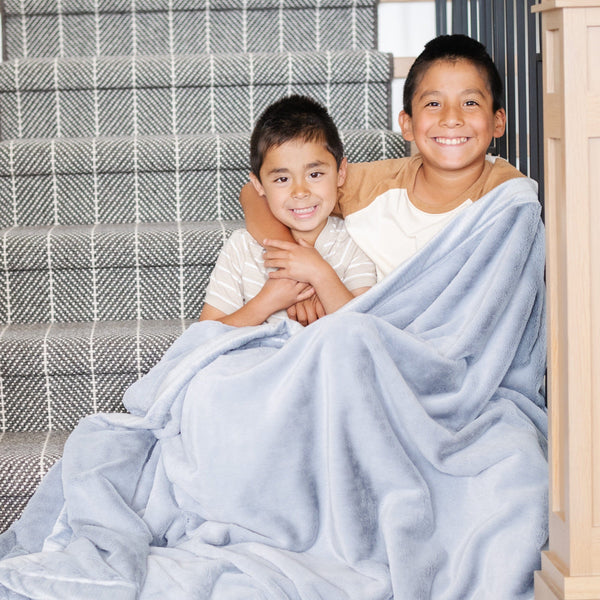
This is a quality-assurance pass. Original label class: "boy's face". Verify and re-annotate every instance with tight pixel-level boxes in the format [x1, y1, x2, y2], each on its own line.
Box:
[398, 58, 506, 178]
[250, 139, 347, 244]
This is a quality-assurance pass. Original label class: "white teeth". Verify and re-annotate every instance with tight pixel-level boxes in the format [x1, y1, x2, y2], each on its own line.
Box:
[292, 206, 316, 214]
[436, 137, 468, 145]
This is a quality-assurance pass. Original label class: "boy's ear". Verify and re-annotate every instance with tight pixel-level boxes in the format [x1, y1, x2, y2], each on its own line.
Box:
[249, 172, 266, 197]
[337, 157, 348, 187]
[398, 110, 414, 141]
[493, 108, 507, 139]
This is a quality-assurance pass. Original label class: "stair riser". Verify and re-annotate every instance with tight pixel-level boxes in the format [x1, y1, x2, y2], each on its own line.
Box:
[2, 263, 216, 324]
[0, 317, 190, 430]
[3, 7, 376, 59]
[0, 430, 68, 531]
[2, 372, 134, 431]
[1, 318, 190, 377]
[0, 131, 407, 227]
[0, 168, 248, 228]
[0, 83, 391, 139]
[2, 221, 244, 323]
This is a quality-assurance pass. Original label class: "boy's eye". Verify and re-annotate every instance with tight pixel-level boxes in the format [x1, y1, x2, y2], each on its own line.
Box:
[274, 176, 288, 183]
[425, 101, 440, 108]
[309, 172, 323, 179]
[464, 100, 479, 106]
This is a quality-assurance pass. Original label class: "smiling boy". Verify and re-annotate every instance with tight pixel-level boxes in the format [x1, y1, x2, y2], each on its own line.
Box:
[397, 45, 506, 213]
[199, 95, 376, 326]
[241, 34, 524, 309]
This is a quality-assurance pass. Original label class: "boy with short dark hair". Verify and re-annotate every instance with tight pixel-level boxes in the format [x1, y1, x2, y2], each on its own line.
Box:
[199, 95, 376, 326]
[241, 34, 523, 319]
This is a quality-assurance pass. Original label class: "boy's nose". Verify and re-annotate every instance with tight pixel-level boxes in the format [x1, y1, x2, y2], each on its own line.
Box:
[291, 183, 309, 198]
[440, 105, 463, 127]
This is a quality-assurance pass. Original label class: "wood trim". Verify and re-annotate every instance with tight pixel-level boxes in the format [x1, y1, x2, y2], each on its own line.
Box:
[534, 2, 600, 598]
[533, 0, 600, 11]
[393, 56, 415, 79]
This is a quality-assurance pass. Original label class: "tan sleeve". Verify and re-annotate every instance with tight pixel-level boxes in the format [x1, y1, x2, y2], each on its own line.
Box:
[454, 157, 526, 205]
[479, 158, 525, 198]
[336, 157, 415, 217]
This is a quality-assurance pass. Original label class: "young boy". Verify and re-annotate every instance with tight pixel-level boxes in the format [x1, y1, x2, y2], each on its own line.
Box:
[199, 95, 376, 326]
[241, 34, 524, 322]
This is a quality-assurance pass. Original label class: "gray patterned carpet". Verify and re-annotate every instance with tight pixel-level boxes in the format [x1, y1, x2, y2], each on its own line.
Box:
[0, 0, 407, 531]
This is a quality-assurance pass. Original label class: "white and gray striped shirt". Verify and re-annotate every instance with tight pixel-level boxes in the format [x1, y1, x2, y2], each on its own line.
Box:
[204, 217, 377, 323]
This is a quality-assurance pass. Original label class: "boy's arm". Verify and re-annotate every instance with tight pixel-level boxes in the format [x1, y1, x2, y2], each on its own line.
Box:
[240, 181, 325, 323]
[263, 239, 365, 315]
[288, 294, 325, 326]
[199, 299, 269, 327]
[240, 182, 295, 244]
[200, 278, 315, 327]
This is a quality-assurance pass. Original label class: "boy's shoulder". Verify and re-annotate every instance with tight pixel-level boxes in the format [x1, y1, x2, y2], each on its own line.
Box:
[481, 156, 526, 196]
[221, 227, 263, 256]
[345, 154, 524, 189]
[345, 155, 418, 187]
[338, 154, 526, 216]
[227, 227, 258, 243]
[339, 155, 419, 216]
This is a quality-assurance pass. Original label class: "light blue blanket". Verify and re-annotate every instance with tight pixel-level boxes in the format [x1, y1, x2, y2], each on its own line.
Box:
[0, 177, 548, 600]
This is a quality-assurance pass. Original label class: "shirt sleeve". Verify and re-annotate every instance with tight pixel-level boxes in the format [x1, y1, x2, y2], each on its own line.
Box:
[341, 241, 378, 291]
[203, 231, 246, 315]
[337, 157, 415, 218]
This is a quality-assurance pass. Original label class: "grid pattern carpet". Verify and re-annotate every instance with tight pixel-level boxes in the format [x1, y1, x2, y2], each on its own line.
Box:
[0, 0, 408, 531]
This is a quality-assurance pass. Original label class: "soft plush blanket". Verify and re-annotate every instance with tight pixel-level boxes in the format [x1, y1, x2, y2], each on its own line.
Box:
[0, 177, 548, 600]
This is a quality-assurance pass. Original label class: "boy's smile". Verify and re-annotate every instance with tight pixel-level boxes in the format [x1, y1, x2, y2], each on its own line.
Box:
[398, 58, 505, 185]
[250, 139, 347, 245]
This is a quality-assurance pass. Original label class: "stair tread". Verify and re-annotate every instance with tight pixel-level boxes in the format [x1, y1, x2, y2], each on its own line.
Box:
[2, 219, 240, 270]
[0, 50, 392, 91]
[4, 0, 376, 15]
[1, 220, 244, 324]
[0, 129, 404, 175]
[1, 317, 192, 377]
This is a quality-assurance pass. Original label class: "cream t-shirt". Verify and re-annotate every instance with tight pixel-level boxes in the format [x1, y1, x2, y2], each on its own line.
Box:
[345, 191, 471, 280]
[336, 154, 523, 280]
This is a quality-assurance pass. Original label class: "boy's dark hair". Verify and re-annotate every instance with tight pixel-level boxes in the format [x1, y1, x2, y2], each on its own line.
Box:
[250, 95, 344, 179]
[403, 34, 504, 116]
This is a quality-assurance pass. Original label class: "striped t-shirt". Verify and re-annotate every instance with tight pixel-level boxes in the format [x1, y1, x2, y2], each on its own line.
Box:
[203, 216, 377, 324]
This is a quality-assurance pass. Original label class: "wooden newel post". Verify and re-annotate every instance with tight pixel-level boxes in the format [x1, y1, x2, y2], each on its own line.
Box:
[532, 1, 600, 599]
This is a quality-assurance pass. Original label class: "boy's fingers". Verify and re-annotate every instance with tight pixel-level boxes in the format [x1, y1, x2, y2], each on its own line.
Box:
[263, 239, 293, 250]
[263, 258, 281, 269]
[295, 302, 308, 326]
[263, 250, 292, 264]
[267, 269, 287, 279]
[263, 254, 286, 265]
[302, 299, 319, 324]
[297, 286, 315, 301]
[315, 297, 326, 318]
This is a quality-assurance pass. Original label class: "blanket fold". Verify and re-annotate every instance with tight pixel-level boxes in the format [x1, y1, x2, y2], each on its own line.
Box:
[0, 177, 548, 600]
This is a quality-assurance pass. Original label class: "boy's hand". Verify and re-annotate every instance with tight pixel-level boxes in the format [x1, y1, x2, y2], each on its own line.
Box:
[287, 295, 326, 326]
[263, 239, 326, 284]
[258, 277, 315, 315]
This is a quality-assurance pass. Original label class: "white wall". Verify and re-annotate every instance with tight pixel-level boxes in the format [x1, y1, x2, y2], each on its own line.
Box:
[377, 1, 436, 131]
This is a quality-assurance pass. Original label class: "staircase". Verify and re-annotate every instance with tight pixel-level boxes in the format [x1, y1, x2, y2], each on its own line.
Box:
[0, 0, 407, 531]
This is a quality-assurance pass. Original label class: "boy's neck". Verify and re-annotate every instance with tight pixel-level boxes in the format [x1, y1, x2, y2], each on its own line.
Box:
[410, 158, 489, 214]
[291, 219, 328, 246]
